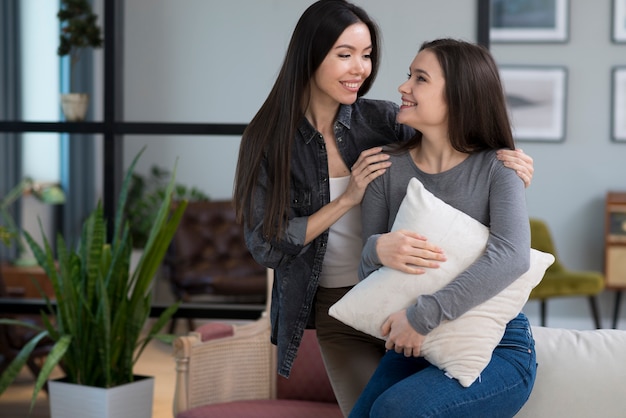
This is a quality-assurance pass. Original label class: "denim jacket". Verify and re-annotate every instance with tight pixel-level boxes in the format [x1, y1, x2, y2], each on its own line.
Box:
[242, 98, 415, 377]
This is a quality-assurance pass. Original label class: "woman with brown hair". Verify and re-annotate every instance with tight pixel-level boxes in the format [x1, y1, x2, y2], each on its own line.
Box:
[351, 38, 536, 418]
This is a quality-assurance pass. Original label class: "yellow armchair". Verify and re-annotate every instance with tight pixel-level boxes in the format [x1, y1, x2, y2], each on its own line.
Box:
[529, 218, 604, 328]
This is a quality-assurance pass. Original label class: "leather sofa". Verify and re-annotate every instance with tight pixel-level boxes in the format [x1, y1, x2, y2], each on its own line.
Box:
[165, 200, 267, 304]
[164, 200, 267, 331]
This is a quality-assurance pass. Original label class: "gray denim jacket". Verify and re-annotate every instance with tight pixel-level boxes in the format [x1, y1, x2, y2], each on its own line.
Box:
[242, 98, 414, 377]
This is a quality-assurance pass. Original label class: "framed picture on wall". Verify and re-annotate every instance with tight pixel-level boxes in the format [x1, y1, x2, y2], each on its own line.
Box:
[613, 67, 626, 141]
[613, 0, 626, 42]
[499, 66, 567, 142]
[490, 0, 569, 42]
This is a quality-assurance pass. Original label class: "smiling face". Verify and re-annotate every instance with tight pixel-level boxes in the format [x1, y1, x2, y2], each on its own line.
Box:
[309, 22, 373, 108]
[397, 49, 448, 135]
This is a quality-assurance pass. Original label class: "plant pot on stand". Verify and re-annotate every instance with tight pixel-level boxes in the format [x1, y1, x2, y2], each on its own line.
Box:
[60, 93, 89, 121]
[57, 0, 103, 122]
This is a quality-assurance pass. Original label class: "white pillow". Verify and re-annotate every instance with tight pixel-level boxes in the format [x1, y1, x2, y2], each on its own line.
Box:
[329, 177, 554, 387]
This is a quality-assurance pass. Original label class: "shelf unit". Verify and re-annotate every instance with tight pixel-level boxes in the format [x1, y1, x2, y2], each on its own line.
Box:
[605, 191, 626, 328]
[605, 192, 626, 287]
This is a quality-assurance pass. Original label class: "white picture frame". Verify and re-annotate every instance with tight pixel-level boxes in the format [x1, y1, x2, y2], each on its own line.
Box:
[490, 0, 569, 43]
[613, 0, 626, 43]
[499, 66, 568, 142]
[613, 67, 626, 142]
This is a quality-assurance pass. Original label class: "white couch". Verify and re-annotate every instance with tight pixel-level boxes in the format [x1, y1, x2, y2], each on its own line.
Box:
[516, 326, 626, 417]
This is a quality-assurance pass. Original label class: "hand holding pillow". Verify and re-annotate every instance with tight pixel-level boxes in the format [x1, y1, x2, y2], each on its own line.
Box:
[329, 178, 554, 387]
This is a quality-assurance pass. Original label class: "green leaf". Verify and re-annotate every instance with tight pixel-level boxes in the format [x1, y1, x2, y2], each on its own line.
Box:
[31, 335, 71, 411]
[134, 301, 180, 362]
[0, 331, 49, 396]
[0, 318, 44, 331]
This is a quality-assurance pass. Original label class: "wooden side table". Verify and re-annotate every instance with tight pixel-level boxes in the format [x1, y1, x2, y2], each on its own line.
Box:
[0, 263, 54, 299]
[605, 192, 626, 328]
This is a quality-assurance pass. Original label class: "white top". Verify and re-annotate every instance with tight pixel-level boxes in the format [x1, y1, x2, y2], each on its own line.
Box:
[319, 176, 362, 288]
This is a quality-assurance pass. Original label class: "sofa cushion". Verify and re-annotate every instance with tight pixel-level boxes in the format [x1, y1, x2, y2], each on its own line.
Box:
[176, 399, 342, 418]
[515, 326, 626, 417]
[194, 322, 235, 342]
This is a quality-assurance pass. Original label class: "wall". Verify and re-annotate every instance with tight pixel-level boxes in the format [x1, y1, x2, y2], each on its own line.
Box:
[119, 0, 626, 329]
[492, 0, 625, 273]
[491, 0, 626, 327]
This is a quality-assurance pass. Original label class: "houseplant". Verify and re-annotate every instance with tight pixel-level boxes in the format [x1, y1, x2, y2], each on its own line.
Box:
[0, 148, 187, 415]
[0, 178, 66, 266]
[57, 0, 104, 121]
[126, 165, 209, 249]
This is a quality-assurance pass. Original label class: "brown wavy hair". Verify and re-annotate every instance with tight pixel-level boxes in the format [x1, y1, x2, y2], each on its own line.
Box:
[394, 38, 514, 155]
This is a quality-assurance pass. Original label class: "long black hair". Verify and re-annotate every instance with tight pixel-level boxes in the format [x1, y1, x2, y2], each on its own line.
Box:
[234, 0, 381, 239]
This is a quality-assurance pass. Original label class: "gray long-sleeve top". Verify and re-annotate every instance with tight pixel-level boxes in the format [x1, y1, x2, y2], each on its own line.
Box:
[359, 149, 530, 335]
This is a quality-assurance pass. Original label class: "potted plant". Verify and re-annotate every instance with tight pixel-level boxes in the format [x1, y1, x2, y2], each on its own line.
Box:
[0, 148, 187, 417]
[57, 0, 104, 121]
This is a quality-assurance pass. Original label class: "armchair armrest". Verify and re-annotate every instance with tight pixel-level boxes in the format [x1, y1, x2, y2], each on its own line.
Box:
[173, 313, 276, 416]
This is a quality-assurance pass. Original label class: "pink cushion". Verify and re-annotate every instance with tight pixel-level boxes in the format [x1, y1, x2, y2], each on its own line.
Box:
[176, 399, 342, 418]
[194, 322, 235, 342]
[276, 329, 336, 403]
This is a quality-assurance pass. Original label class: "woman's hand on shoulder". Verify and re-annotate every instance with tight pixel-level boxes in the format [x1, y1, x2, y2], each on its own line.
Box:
[376, 230, 446, 274]
[340, 147, 391, 207]
[496, 148, 534, 188]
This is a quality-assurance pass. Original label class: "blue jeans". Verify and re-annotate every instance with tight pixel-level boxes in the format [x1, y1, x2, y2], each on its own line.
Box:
[349, 313, 537, 418]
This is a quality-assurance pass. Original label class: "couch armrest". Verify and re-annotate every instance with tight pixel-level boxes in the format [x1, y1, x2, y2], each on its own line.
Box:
[173, 313, 276, 416]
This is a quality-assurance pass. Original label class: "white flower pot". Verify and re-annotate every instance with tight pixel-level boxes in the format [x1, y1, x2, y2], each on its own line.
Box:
[60, 93, 90, 121]
[48, 375, 154, 418]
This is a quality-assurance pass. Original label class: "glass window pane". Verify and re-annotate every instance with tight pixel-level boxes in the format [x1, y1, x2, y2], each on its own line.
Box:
[21, 0, 61, 122]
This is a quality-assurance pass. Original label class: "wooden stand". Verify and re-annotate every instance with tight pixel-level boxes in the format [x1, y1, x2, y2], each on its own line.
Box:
[605, 192, 626, 328]
[0, 263, 54, 299]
